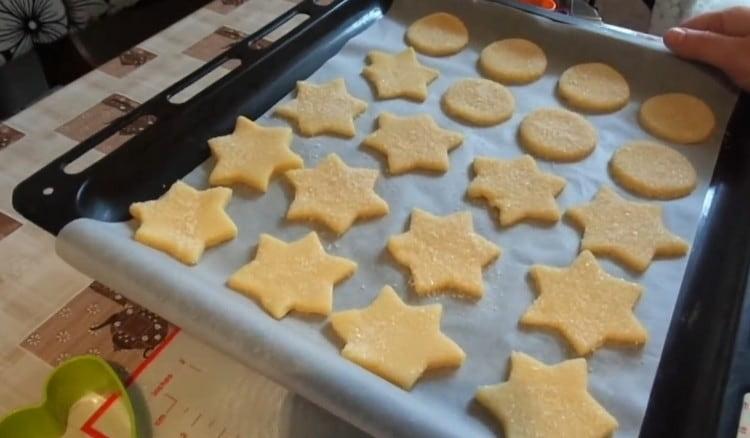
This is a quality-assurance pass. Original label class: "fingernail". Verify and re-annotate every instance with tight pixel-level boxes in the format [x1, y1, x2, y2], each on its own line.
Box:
[665, 27, 686, 46]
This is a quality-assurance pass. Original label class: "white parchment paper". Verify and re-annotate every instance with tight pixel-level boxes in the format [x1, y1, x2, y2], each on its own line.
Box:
[57, 0, 738, 436]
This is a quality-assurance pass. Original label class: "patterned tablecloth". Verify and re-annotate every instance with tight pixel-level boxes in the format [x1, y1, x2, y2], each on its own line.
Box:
[0, 0, 366, 436]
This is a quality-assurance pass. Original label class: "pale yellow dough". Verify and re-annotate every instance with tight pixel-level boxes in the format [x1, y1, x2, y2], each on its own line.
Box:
[558, 62, 630, 113]
[639, 93, 715, 144]
[479, 38, 547, 84]
[388, 209, 500, 298]
[519, 107, 597, 162]
[129, 181, 237, 265]
[363, 112, 463, 174]
[285, 154, 389, 234]
[567, 187, 689, 272]
[610, 141, 697, 199]
[476, 352, 619, 438]
[228, 232, 356, 319]
[406, 12, 468, 56]
[330, 286, 465, 389]
[275, 78, 367, 138]
[362, 48, 439, 102]
[522, 250, 648, 355]
[442, 78, 515, 126]
[208, 116, 302, 191]
[468, 155, 566, 226]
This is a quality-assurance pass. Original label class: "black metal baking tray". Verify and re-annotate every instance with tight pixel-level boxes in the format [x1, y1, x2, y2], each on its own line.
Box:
[12, 0, 750, 436]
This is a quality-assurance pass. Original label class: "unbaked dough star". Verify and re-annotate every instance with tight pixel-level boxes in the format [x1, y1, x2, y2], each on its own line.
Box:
[275, 78, 367, 137]
[228, 232, 356, 319]
[330, 286, 465, 389]
[129, 181, 238, 265]
[363, 112, 463, 174]
[521, 250, 648, 355]
[388, 209, 500, 298]
[468, 155, 566, 226]
[362, 48, 439, 101]
[476, 352, 618, 438]
[567, 187, 688, 272]
[285, 154, 389, 234]
[208, 116, 302, 191]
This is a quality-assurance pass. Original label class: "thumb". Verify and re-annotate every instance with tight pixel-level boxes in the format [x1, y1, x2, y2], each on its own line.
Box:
[664, 27, 742, 74]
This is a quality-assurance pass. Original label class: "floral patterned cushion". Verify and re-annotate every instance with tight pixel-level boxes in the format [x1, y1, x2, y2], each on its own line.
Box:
[0, 0, 142, 66]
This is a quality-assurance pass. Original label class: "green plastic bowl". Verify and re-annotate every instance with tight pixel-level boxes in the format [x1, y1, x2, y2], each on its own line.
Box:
[0, 355, 136, 437]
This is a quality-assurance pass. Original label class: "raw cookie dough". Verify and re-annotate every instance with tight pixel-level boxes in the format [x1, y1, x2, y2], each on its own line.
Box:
[521, 250, 648, 355]
[567, 186, 689, 272]
[639, 93, 716, 144]
[329, 286, 465, 389]
[228, 232, 356, 319]
[468, 155, 566, 226]
[479, 38, 547, 84]
[610, 141, 697, 199]
[558, 62, 630, 113]
[275, 78, 367, 138]
[388, 209, 500, 298]
[519, 107, 597, 162]
[208, 116, 302, 191]
[285, 154, 389, 234]
[362, 47, 439, 102]
[129, 181, 237, 265]
[476, 352, 619, 438]
[405, 12, 469, 56]
[363, 112, 463, 174]
[442, 78, 515, 126]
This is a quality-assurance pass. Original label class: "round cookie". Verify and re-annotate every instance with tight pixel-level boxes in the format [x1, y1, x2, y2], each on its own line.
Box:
[639, 93, 715, 144]
[519, 108, 597, 162]
[558, 63, 630, 113]
[610, 141, 697, 199]
[406, 12, 469, 56]
[442, 78, 515, 126]
[479, 38, 547, 84]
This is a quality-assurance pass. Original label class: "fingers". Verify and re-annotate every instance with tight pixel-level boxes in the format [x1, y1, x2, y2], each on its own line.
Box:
[664, 27, 750, 90]
[664, 27, 738, 69]
[680, 6, 750, 36]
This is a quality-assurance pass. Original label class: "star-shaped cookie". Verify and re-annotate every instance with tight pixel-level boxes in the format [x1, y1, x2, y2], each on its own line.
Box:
[362, 48, 439, 102]
[567, 187, 689, 272]
[285, 154, 389, 234]
[129, 181, 237, 265]
[329, 286, 465, 389]
[476, 352, 618, 438]
[208, 116, 303, 191]
[521, 250, 648, 355]
[362, 112, 463, 174]
[275, 78, 368, 138]
[388, 209, 500, 298]
[228, 232, 356, 319]
[468, 155, 566, 226]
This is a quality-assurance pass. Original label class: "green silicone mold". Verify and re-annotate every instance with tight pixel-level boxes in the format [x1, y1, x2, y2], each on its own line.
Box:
[0, 355, 136, 437]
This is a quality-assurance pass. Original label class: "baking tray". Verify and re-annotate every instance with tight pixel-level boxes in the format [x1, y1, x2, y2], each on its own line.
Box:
[12, 0, 750, 436]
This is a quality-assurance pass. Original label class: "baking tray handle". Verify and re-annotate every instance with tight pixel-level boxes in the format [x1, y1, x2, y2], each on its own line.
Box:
[12, 0, 392, 235]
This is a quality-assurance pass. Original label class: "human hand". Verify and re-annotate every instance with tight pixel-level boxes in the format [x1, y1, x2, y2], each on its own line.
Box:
[663, 6, 750, 91]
